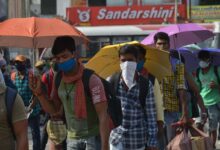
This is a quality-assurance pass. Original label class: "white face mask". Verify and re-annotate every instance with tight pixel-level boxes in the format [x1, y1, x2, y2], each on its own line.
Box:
[199, 61, 210, 68]
[120, 61, 137, 89]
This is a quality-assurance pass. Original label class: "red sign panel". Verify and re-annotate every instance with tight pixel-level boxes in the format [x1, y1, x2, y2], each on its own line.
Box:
[67, 5, 186, 26]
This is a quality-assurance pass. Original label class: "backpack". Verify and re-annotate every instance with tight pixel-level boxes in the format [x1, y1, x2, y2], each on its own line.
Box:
[196, 66, 220, 88]
[148, 73, 155, 85]
[54, 69, 121, 127]
[54, 69, 149, 127]
[5, 87, 17, 139]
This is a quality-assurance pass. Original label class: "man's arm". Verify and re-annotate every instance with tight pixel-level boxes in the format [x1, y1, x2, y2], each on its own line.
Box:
[11, 94, 28, 150]
[89, 75, 110, 150]
[13, 120, 28, 150]
[185, 72, 207, 115]
[94, 102, 110, 150]
[178, 89, 188, 121]
[36, 94, 59, 114]
[176, 64, 189, 122]
[146, 82, 158, 149]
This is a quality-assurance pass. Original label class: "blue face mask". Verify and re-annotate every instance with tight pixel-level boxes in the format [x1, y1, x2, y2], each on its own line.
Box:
[136, 60, 145, 72]
[57, 58, 76, 73]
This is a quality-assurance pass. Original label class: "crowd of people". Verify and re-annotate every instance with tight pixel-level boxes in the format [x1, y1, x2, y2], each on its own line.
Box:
[0, 32, 220, 150]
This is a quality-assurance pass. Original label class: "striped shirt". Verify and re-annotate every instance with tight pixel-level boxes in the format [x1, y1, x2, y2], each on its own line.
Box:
[109, 77, 158, 149]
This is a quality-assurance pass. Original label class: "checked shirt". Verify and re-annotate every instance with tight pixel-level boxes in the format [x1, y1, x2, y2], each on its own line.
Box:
[109, 77, 158, 149]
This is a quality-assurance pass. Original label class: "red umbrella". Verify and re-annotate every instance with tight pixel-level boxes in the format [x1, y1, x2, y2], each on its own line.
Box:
[0, 17, 87, 48]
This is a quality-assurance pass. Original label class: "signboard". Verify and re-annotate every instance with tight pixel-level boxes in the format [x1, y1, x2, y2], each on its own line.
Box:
[67, 5, 186, 26]
[191, 5, 220, 22]
[107, 0, 182, 6]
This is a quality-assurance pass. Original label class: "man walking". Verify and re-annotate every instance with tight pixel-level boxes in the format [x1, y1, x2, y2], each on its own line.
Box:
[29, 36, 110, 150]
[11, 55, 41, 150]
[108, 44, 158, 150]
[195, 50, 220, 148]
[154, 32, 188, 142]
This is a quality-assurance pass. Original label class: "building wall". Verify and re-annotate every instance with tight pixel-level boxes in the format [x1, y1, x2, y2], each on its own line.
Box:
[8, 0, 26, 18]
[57, 0, 71, 17]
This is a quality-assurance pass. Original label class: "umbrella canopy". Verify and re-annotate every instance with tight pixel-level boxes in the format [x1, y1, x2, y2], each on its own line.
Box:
[85, 41, 171, 81]
[175, 47, 220, 73]
[0, 17, 87, 48]
[141, 23, 214, 49]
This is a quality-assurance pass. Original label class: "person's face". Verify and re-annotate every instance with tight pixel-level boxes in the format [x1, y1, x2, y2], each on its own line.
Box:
[155, 39, 170, 51]
[119, 53, 137, 63]
[53, 49, 75, 63]
[15, 61, 26, 72]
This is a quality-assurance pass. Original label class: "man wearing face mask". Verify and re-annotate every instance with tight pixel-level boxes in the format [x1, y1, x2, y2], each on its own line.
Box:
[109, 45, 158, 150]
[11, 55, 41, 150]
[29, 36, 110, 150]
[195, 50, 220, 148]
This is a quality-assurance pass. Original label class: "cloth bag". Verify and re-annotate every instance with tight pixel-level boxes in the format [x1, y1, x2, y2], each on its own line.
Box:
[189, 125, 213, 150]
[166, 129, 192, 150]
[191, 137, 205, 150]
[46, 120, 67, 145]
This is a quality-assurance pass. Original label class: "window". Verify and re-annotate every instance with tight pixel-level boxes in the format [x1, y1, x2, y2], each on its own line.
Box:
[0, 0, 7, 21]
[86, 37, 111, 57]
[200, 0, 220, 5]
[112, 36, 132, 44]
[41, 0, 56, 15]
[88, 0, 106, 6]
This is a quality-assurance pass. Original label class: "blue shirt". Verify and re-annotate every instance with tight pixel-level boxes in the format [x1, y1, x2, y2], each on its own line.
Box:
[109, 77, 158, 149]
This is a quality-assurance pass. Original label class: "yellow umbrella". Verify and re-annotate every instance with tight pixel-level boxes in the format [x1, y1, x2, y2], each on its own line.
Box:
[85, 41, 171, 81]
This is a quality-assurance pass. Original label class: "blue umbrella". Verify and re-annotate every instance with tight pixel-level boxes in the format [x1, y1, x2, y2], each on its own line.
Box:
[174, 48, 220, 73]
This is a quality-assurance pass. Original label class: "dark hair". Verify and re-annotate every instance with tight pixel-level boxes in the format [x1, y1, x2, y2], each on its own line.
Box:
[52, 36, 76, 55]
[198, 50, 211, 60]
[154, 32, 170, 44]
[135, 45, 146, 56]
[118, 44, 139, 59]
[170, 50, 185, 63]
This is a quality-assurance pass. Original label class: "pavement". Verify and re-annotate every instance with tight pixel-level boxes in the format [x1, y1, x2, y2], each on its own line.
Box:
[217, 142, 220, 150]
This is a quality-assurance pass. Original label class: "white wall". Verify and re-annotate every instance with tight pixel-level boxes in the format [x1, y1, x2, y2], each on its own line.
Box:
[56, 0, 71, 18]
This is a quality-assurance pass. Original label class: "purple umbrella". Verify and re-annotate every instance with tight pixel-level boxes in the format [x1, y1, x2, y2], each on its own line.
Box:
[175, 48, 220, 73]
[141, 23, 214, 49]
